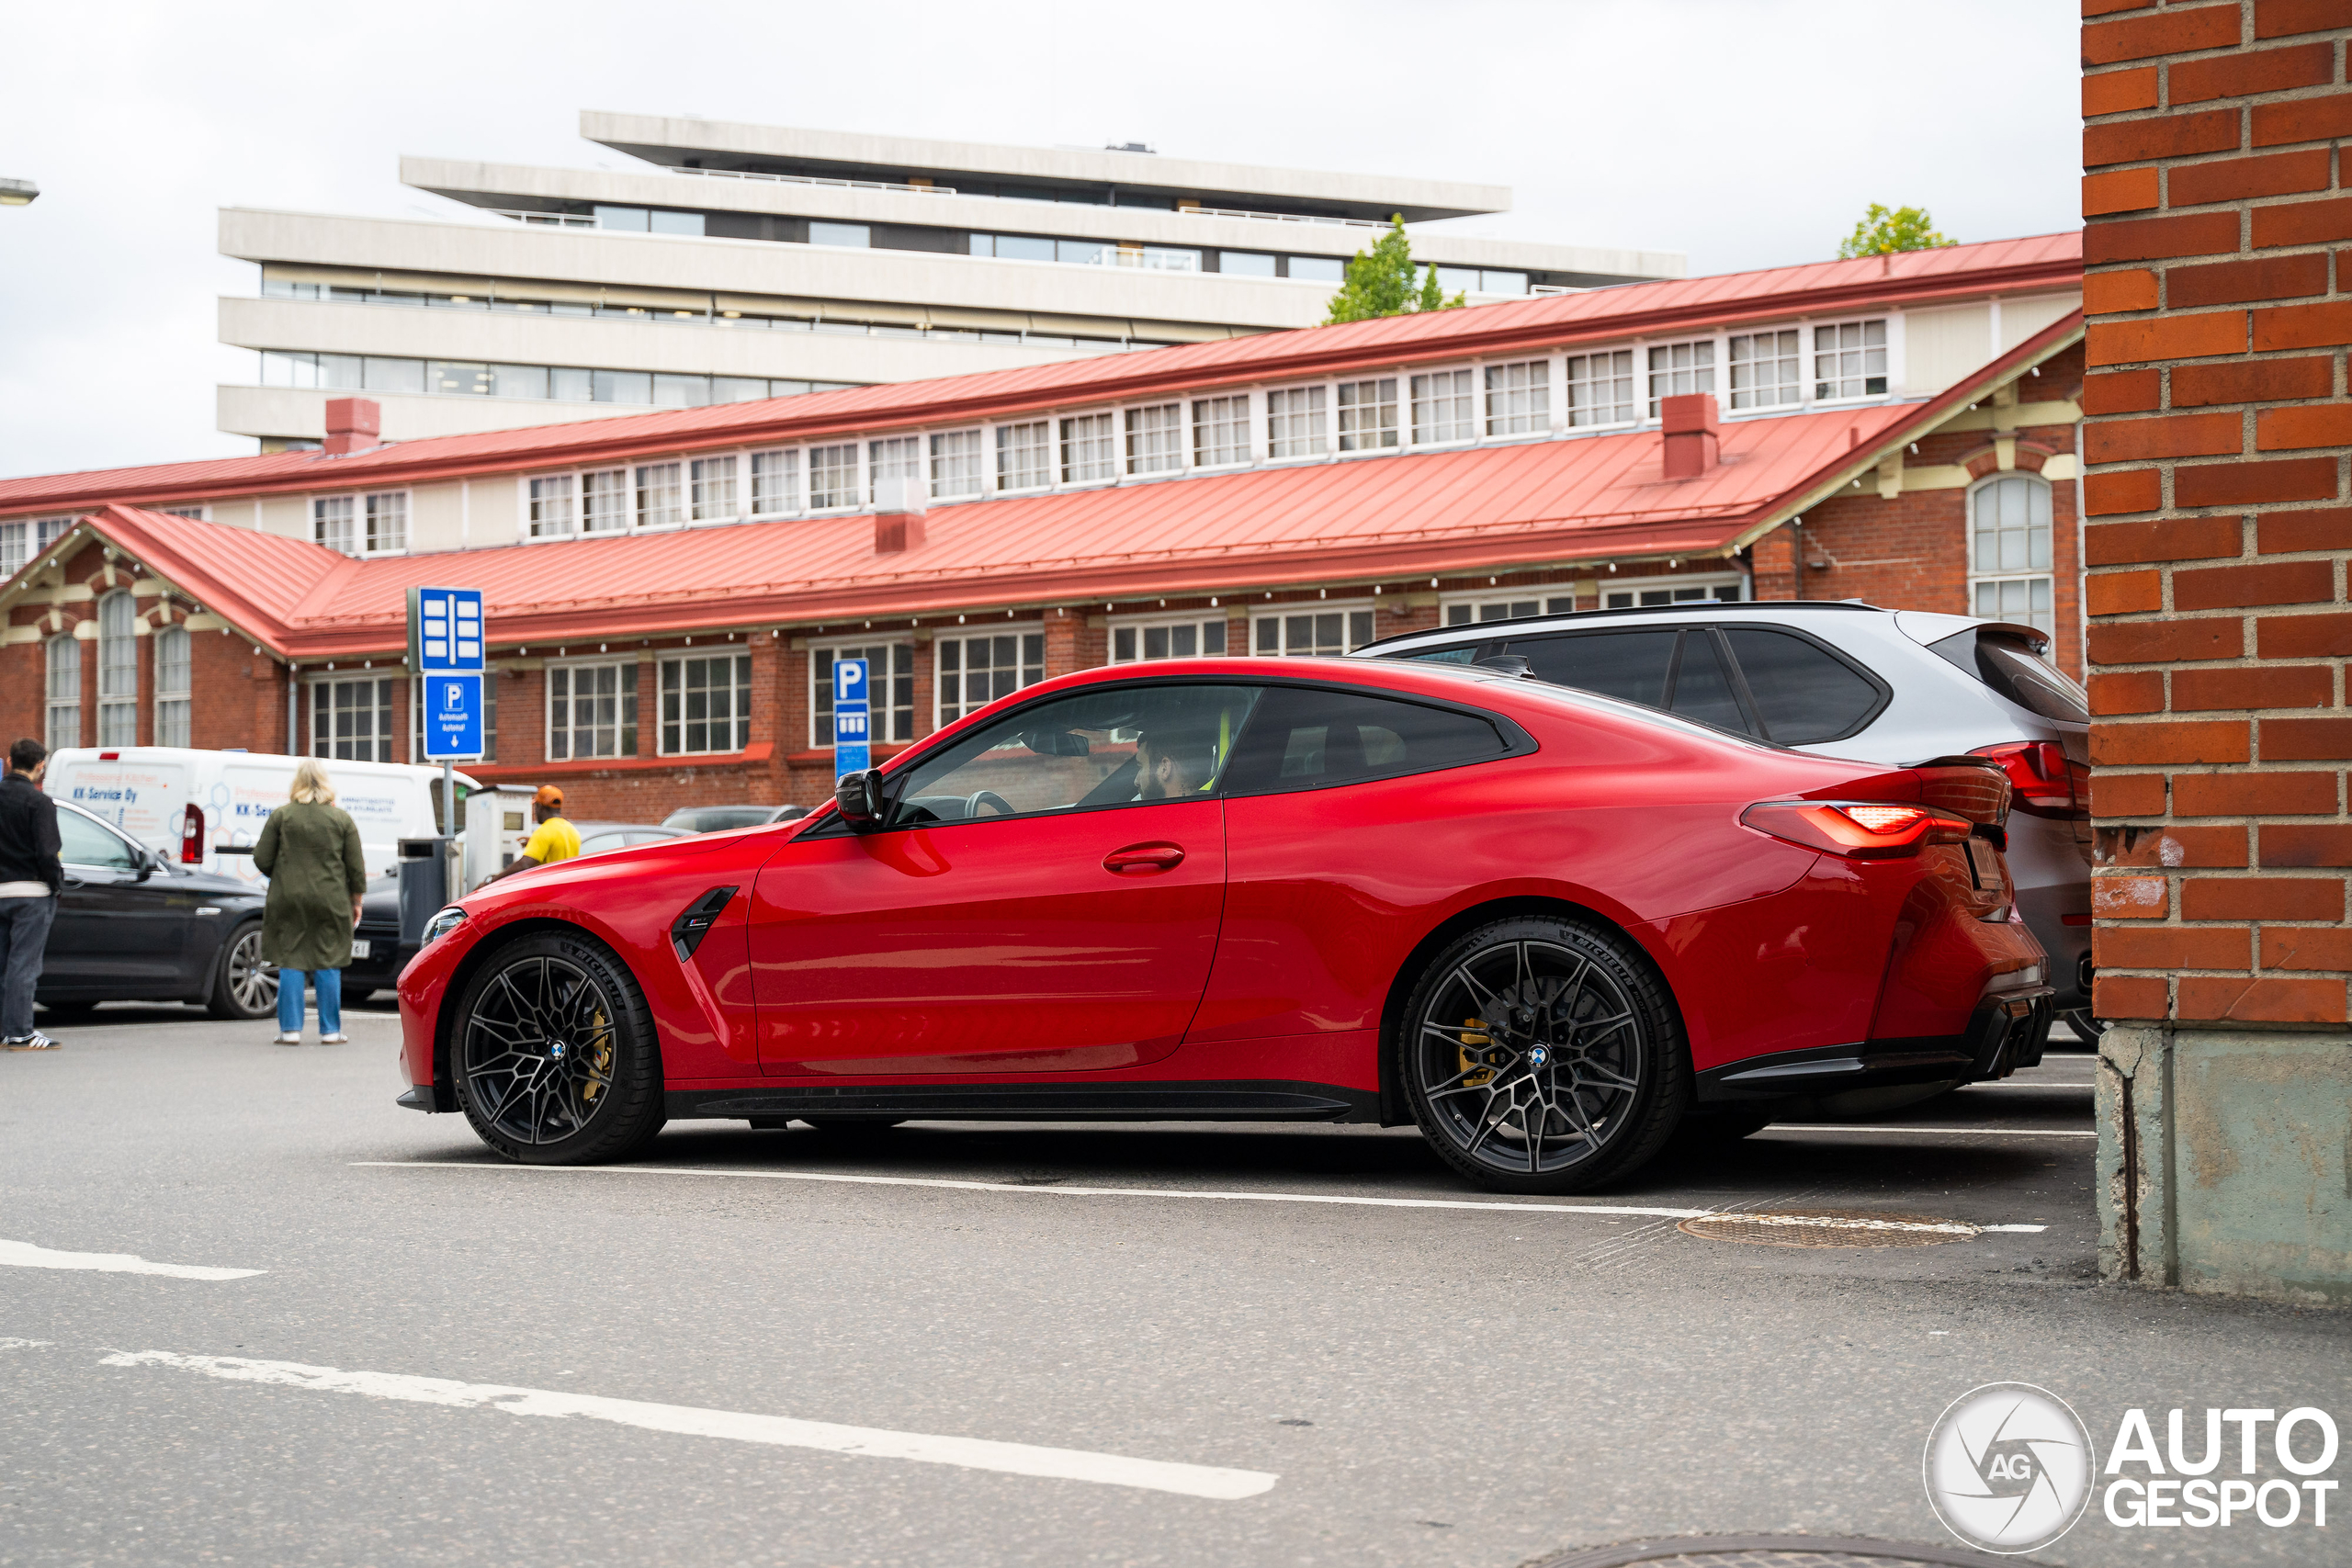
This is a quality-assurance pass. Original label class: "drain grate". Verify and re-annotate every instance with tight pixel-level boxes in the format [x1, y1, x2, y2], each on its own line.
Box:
[1677, 1210, 1977, 1248]
[1529, 1533, 2004, 1567]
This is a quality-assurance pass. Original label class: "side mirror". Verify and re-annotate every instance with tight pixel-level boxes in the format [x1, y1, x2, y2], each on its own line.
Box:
[833, 769, 888, 834]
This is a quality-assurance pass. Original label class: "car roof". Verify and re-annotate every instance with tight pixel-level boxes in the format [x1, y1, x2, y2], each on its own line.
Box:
[1353, 598, 1895, 653]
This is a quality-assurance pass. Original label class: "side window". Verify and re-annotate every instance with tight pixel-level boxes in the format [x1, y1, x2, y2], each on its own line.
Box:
[1502, 630, 1677, 707]
[1226, 686, 1506, 795]
[889, 684, 1261, 828]
[1668, 632, 1748, 733]
[58, 810, 138, 870]
[1723, 627, 1889, 743]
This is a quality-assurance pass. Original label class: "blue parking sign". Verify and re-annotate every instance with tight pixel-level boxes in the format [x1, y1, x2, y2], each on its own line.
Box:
[425, 673, 483, 761]
[833, 658, 870, 778]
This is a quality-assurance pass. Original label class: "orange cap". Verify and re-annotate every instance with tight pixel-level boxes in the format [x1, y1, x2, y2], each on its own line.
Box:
[533, 784, 565, 808]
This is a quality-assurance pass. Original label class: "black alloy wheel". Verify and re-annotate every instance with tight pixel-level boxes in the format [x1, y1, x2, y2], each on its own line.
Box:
[207, 920, 278, 1021]
[1400, 917, 1686, 1194]
[452, 931, 665, 1165]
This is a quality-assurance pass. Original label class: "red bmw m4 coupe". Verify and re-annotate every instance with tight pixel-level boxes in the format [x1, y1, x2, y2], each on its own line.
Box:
[397, 658, 2051, 1194]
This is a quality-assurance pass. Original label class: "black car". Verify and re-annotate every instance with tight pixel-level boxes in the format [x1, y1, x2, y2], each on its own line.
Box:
[37, 799, 276, 1022]
[346, 873, 411, 1001]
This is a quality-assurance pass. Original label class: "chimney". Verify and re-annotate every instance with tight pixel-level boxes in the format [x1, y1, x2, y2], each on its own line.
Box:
[1660, 392, 1719, 479]
[872, 477, 928, 554]
[322, 397, 382, 457]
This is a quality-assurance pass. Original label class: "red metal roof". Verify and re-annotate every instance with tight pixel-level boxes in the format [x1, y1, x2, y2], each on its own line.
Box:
[0, 232, 2081, 513]
[36, 302, 2077, 661]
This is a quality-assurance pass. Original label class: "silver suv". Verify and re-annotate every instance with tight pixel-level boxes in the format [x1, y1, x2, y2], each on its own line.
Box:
[1358, 602, 2094, 1032]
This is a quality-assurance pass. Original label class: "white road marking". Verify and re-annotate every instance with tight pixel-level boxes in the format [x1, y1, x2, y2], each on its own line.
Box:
[353, 1162, 2043, 1232]
[99, 1350, 1277, 1500]
[1759, 1124, 2098, 1138]
[0, 1337, 55, 1349]
[0, 1238, 263, 1281]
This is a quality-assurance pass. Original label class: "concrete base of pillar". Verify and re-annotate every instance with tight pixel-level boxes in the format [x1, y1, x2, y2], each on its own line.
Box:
[2097, 1023, 2352, 1305]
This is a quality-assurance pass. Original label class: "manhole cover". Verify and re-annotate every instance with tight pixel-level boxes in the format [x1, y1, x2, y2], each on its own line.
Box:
[1677, 1210, 1977, 1248]
[1530, 1533, 2007, 1567]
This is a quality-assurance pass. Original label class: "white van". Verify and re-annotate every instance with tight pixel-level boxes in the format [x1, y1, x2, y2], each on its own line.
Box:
[44, 748, 480, 886]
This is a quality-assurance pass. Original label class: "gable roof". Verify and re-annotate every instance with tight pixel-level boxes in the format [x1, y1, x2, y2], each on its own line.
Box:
[0, 232, 2081, 514]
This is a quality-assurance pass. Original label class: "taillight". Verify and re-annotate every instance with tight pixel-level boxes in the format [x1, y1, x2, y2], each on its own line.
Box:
[1971, 740, 2080, 815]
[1741, 800, 1973, 860]
[181, 803, 204, 864]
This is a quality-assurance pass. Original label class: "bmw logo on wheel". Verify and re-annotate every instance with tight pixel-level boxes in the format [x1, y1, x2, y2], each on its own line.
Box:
[1528, 1045, 1550, 1067]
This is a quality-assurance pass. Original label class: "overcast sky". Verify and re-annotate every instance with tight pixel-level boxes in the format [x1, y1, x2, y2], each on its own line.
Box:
[0, 0, 2077, 480]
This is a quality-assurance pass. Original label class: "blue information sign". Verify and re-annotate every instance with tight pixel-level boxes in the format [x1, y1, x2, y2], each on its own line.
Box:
[833, 658, 871, 778]
[410, 587, 486, 761]
[425, 674, 484, 761]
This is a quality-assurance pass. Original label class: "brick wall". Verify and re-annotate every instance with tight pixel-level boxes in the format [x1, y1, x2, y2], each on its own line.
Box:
[2083, 0, 2352, 1028]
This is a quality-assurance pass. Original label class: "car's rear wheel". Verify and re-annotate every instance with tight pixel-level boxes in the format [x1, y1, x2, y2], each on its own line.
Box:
[206, 920, 277, 1021]
[1399, 917, 1686, 1194]
[452, 931, 665, 1165]
[2060, 1009, 2106, 1042]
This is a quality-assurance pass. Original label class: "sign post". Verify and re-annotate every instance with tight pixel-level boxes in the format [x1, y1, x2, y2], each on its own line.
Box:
[407, 587, 486, 840]
[832, 657, 871, 778]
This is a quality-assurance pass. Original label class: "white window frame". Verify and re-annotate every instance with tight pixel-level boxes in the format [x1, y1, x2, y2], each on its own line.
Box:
[751, 448, 802, 516]
[582, 467, 629, 534]
[96, 589, 137, 747]
[1189, 395, 1252, 469]
[996, 421, 1053, 492]
[1645, 339, 1717, 419]
[1484, 360, 1550, 437]
[527, 473, 578, 538]
[1266, 385, 1328, 461]
[1250, 600, 1377, 657]
[1107, 614, 1230, 663]
[933, 623, 1047, 729]
[1410, 367, 1477, 446]
[1727, 328, 1803, 412]
[45, 632, 81, 750]
[929, 429, 985, 500]
[658, 649, 753, 756]
[869, 435, 922, 506]
[1441, 591, 1579, 626]
[311, 495, 356, 556]
[1811, 318, 1891, 404]
[155, 505, 209, 522]
[1335, 378, 1399, 452]
[808, 443, 861, 511]
[689, 455, 740, 524]
[1125, 402, 1186, 476]
[1058, 412, 1117, 486]
[310, 674, 396, 762]
[363, 491, 409, 555]
[810, 639, 916, 748]
[1598, 574, 1749, 610]
[634, 462, 684, 530]
[1563, 350, 1636, 430]
[1967, 473, 2056, 638]
[153, 624, 191, 748]
[546, 658, 639, 761]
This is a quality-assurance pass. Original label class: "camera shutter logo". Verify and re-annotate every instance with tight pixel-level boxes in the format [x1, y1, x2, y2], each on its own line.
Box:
[1922, 1382, 2094, 1553]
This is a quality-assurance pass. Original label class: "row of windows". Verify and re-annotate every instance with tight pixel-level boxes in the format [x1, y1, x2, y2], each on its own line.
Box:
[40, 609, 190, 751]
[259, 350, 859, 410]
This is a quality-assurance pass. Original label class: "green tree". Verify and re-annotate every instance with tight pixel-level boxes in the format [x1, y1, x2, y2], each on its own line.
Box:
[1322, 216, 1466, 324]
[1837, 203, 1957, 259]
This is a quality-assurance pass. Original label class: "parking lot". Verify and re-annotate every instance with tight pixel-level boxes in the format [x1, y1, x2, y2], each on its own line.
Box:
[3, 1007, 2343, 1567]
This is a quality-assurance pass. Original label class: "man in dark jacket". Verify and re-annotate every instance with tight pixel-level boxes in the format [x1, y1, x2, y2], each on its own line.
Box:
[0, 738, 64, 1051]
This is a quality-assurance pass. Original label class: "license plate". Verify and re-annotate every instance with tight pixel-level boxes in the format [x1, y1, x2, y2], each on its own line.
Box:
[349, 939, 371, 959]
[1964, 839, 2000, 890]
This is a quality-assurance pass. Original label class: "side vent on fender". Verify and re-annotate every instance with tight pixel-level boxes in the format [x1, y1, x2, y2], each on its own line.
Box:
[670, 886, 740, 962]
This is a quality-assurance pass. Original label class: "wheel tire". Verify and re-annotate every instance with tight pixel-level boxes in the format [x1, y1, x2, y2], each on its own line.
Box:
[2060, 1009, 2107, 1042]
[451, 930, 665, 1166]
[206, 921, 279, 1021]
[800, 1118, 907, 1133]
[1398, 916, 1687, 1195]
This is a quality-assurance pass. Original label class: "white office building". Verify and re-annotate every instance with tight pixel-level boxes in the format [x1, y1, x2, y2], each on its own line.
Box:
[220, 112, 1685, 449]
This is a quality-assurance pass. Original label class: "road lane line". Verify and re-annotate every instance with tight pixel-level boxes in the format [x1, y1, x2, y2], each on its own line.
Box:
[0, 1239, 263, 1281]
[98, 1350, 1277, 1500]
[351, 1162, 2044, 1232]
[1759, 1124, 2098, 1137]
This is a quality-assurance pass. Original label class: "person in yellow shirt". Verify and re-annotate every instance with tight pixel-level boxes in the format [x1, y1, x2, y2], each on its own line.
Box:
[481, 785, 582, 885]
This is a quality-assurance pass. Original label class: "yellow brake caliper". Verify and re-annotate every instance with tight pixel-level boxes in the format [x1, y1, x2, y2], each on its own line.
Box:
[582, 1008, 612, 1103]
[1459, 1018, 1494, 1087]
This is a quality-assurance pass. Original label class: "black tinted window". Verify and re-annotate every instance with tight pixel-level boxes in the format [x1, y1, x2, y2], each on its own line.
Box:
[1503, 630, 1677, 706]
[1930, 629, 2088, 723]
[1668, 632, 1747, 732]
[1724, 627, 1887, 743]
[1228, 686, 1505, 793]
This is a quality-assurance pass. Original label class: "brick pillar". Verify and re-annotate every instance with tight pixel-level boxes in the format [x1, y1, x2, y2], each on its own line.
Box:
[1749, 526, 1798, 601]
[1043, 607, 1081, 677]
[2083, 0, 2352, 1301]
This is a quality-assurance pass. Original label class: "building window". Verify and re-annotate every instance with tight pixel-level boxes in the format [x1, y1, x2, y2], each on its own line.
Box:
[1125, 403, 1185, 475]
[751, 449, 801, 514]
[812, 641, 916, 746]
[582, 468, 628, 533]
[1252, 605, 1375, 656]
[1267, 386, 1327, 459]
[96, 590, 136, 746]
[936, 629, 1045, 727]
[2, 515, 73, 581]
[1110, 616, 1227, 661]
[1647, 340, 1715, 416]
[153, 626, 191, 747]
[312, 496, 356, 555]
[1485, 361, 1550, 436]
[1969, 475, 2055, 637]
[312, 677, 394, 762]
[931, 430, 984, 498]
[690, 456, 739, 522]
[1191, 396, 1250, 468]
[1729, 329, 1802, 410]
[1411, 369, 1476, 445]
[548, 661, 638, 760]
[1336, 378, 1398, 451]
[45, 634, 80, 750]
[359, 491, 406, 554]
[1814, 319, 1889, 400]
[1444, 593, 1577, 626]
[1060, 412, 1116, 484]
[869, 435, 922, 507]
[660, 653, 752, 755]
[808, 443, 860, 509]
[635, 462, 683, 528]
[1565, 351, 1634, 428]
[528, 474, 577, 537]
[1600, 579, 1747, 610]
[157, 506, 209, 521]
[997, 421, 1052, 491]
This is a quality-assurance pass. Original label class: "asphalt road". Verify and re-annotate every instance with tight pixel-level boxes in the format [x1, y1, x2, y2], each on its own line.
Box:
[2, 1004, 2345, 1568]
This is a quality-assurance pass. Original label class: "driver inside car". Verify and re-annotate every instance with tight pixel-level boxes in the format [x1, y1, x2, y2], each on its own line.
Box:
[1135, 726, 1218, 800]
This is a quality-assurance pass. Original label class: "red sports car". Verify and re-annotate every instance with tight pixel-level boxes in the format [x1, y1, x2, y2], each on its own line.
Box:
[397, 658, 2051, 1194]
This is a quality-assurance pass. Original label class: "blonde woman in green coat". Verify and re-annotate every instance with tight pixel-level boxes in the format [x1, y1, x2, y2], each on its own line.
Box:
[252, 759, 368, 1045]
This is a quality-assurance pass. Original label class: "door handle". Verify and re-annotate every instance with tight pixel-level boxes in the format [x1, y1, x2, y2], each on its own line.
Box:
[1102, 842, 1184, 874]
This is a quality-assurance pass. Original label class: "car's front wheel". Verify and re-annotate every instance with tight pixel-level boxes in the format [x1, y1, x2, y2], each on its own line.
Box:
[207, 920, 277, 1021]
[1399, 916, 1686, 1194]
[451, 931, 665, 1165]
